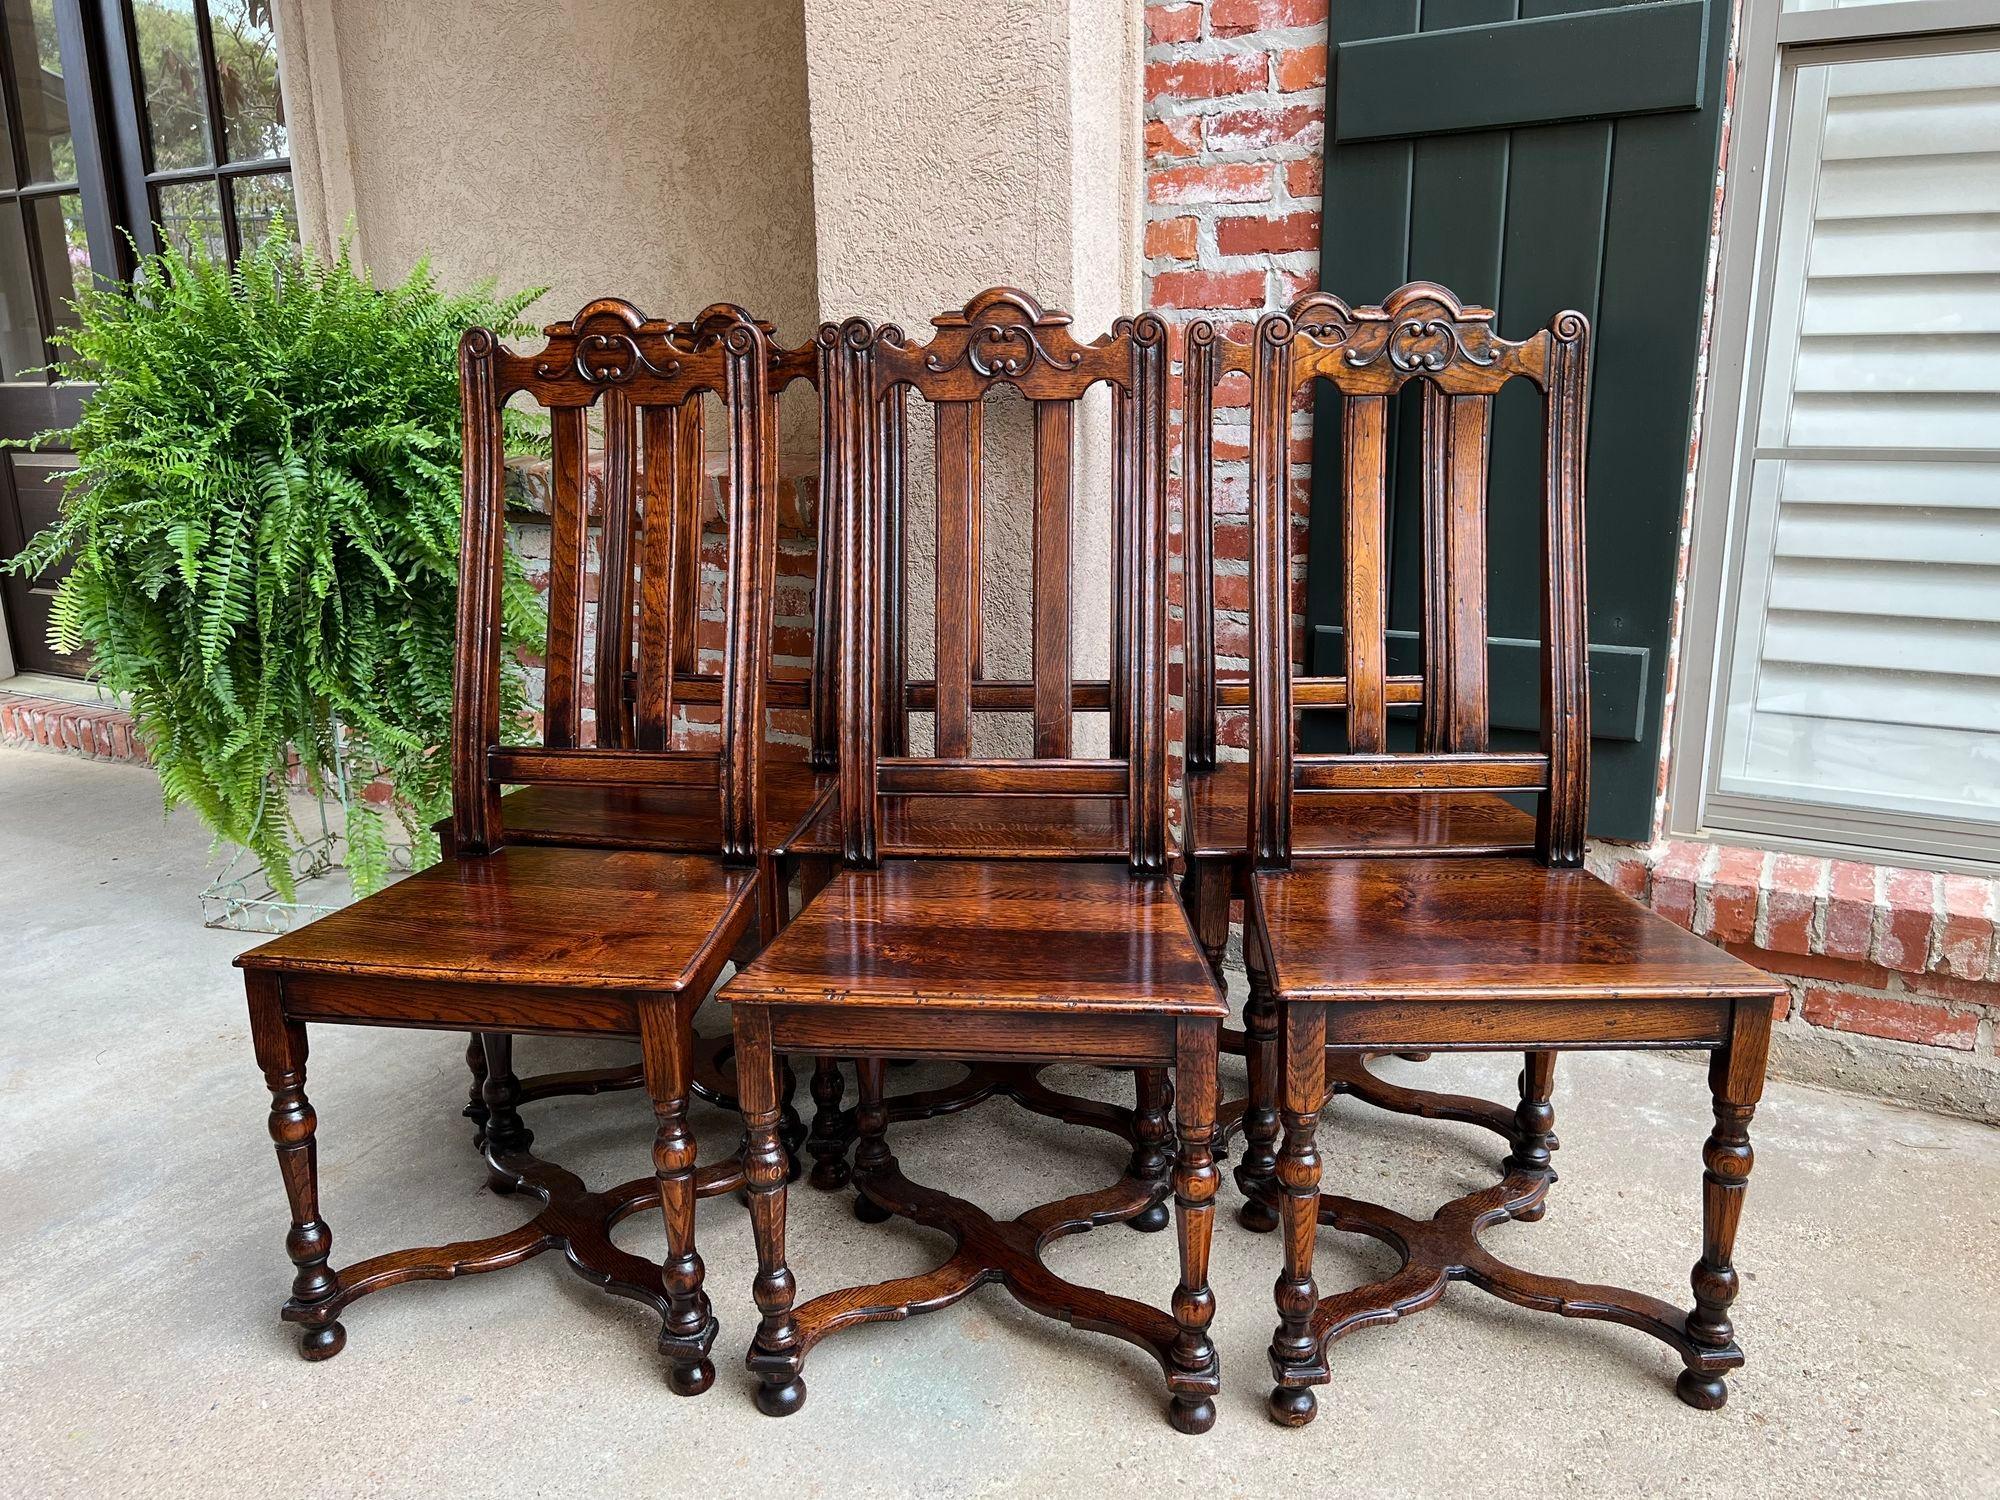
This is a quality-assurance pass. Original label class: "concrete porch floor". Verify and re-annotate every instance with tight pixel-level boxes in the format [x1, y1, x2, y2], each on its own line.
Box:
[2, 744, 1996, 1498]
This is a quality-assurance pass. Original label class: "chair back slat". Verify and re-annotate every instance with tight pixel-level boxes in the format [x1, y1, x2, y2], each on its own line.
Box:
[808, 327, 842, 769]
[489, 747, 721, 789]
[1339, 393, 1391, 754]
[1182, 322, 1219, 773]
[594, 388, 640, 747]
[451, 299, 779, 861]
[1539, 314, 1592, 865]
[1291, 751, 1546, 793]
[831, 289, 1169, 871]
[932, 398, 981, 758]
[1031, 399, 1074, 756]
[543, 404, 589, 750]
[1421, 384, 1493, 753]
[634, 402, 678, 749]
[668, 400, 706, 681]
[1195, 282, 1592, 869]
[878, 387, 911, 757]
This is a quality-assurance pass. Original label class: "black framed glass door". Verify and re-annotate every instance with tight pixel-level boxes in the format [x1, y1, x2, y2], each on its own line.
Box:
[0, 0, 293, 676]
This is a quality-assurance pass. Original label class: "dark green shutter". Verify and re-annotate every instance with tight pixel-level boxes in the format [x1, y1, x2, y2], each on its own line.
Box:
[1305, 0, 1730, 840]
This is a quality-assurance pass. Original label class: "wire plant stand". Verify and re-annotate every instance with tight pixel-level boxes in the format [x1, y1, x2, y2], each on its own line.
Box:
[200, 733, 415, 934]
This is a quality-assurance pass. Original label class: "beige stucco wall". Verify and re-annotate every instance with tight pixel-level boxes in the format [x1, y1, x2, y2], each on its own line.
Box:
[799, 0, 1143, 752]
[275, 0, 821, 450]
[270, 0, 1144, 754]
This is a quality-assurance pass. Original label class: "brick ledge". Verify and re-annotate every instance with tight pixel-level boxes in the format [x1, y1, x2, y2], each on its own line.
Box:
[1590, 838, 1997, 1059]
[0, 690, 146, 764]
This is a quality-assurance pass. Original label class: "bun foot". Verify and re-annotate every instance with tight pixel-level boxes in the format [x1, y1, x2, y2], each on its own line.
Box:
[754, 1377, 807, 1418]
[1268, 1384, 1317, 1427]
[1511, 1200, 1547, 1224]
[1237, 1196, 1280, 1233]
[1168, 1396, 1216, 1434]
[298, 1321, 346, 1362]
[854, 1192, 892, 1224]
[1676, 1369, 1729, 1411]
[808, 1157, 851, 1192]
[1128, 1200, 1171, 1234]
[667, 1358, 715, 1397]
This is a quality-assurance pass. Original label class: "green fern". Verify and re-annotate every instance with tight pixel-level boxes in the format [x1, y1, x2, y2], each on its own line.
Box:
[3, 221, 546, 896]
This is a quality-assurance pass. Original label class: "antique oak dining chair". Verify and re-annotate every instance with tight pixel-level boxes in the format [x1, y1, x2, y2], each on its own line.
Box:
[454, 312, 841, 1156]
[1180, 300, 1556, 1228]
[782, 306, 1184, 1209]
[234, 300, 781, 1395]
[1231, 285, 1785, 1425]
[722, 291, 1228, 1433]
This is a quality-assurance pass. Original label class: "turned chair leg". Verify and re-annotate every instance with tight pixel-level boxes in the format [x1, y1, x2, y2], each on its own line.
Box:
[805, 1057, 850, 1190]
[638, 999, 717, 1396]
[1504, 1049, 1559, 1221]
[1169, 1019, 1221, 1434]
[739, 1008, 806, 1417]
[1128, 1067, 1174, 1233]
[851, 1058, 894, 1224]
[1268, 1001, 1329, 1427]
[1181, 858, 1230, 979]
[462, 1032, 490, 1148]
[1679, 1004, 1771, 1410]
[480, 1033, 531, 1195]
[1235, 928, 1282, 1233]
[245, 973, 345, 1361]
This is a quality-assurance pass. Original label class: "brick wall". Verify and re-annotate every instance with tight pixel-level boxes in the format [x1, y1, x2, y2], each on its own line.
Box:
[1139, 0, 1999, 1122]
[1145, 0, 1329, 771]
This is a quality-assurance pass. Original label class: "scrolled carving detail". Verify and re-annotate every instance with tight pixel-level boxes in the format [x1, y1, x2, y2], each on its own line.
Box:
[1127, 311, 1169, 350]
[1345, 315, 1497, 374]
[925, 321, 1086, 377]
[537, 331, 681, 385]
[1286, 292, 1356, 351]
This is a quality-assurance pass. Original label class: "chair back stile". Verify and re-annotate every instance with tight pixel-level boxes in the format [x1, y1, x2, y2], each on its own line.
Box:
[829, 289, 1171, 875]
[451, 299, 778, 863]
[1225, 283, 1591, 873]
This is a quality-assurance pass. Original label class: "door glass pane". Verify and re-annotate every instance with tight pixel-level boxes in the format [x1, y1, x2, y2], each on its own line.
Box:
[132, 0, 214, 170]
[208, 0, 286, 163]
[155, 178, 225, 262]
[231, 169, 293, 248]
[12, 0, 76, 183]
[29, 191, 85, 349]
[0, 207, 42, 377]
[0, 67, 16, 191]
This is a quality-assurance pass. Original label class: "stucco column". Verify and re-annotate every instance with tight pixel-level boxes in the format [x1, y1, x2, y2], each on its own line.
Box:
[801, 0, 1144, 753]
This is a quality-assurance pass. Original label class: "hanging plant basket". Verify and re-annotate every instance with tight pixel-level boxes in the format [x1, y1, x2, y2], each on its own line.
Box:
[1, 223, 545, 918]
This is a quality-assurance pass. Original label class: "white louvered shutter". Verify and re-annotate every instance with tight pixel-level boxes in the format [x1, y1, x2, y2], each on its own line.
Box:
[1717, 43, 2000, 827]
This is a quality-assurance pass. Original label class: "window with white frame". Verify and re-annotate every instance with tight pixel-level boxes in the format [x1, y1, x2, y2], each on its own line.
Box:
[1676, 0, 2000, 868]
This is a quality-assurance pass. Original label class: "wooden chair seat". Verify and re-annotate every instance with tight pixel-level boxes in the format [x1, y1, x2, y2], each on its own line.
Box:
[1186, 763, 1534, 861]
[239, 846, 756, 993]
[789, 793, 1127, 861]
[728, 859, 1220, 1016]
[1250, 857, 1778, 1006]
[494, 757, 831, 858]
